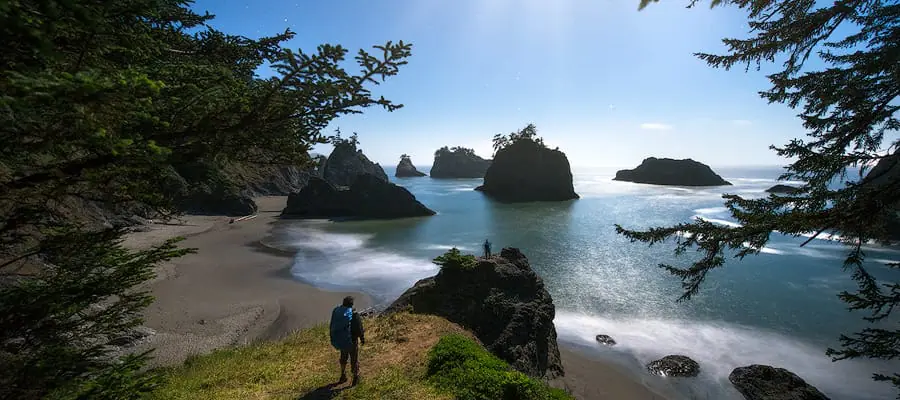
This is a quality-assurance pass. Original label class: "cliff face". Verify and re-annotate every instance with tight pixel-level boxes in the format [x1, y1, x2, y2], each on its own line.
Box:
[396, 156, 426, 177]
[614, 157, 732, 186]
[322, 144, 388, 187]
[386, 247, 564, 379]
[864, 151, 900, 241]
[474, 139, 578, 203]
[281, 175, 435, 219]
[430, 147, 491, 179]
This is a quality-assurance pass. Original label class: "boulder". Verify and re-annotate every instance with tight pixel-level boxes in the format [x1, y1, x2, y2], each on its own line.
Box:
[322, 143, 388, 187]
[281, 175, 435, 219]
[765, 184, 802, 195]
[646, 355, 700, 377]
[430, 146, 491, 178]
[595, 334, 616, 346]
[396, 155, 426, 177]
[385, 247, 564, 379]
[475, 139, 579, 203]
[614, 157, 732, 186]
[729, 365, 829, 400]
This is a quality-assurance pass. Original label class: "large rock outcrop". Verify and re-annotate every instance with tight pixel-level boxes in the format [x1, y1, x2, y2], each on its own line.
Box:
[474, 139, 578, 203]
[281, 175, 435, 219]
[729, 365, 829, 400]
[765, 184, 802, 195]
[864, 151, 900, 241]
[385, 247, 564, 379]
[614, 157, 732, 186]
[430, 146, 491, 178]
[322, 143, 388, 187]
[396, 155, 426, 177]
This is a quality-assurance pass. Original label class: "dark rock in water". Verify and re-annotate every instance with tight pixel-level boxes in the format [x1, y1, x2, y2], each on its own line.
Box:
[614, 157, 732, 186]
[396, 155, 426, 177]
[281, 175, 435, 219]
[323, 142, 388, 186]
[475, 139, 579, 203]
[729, 365, 829, 400]
[385, 247, 564, 379]
[646, 355, 700, 377]
[430, 146, 491, 178]
[595, 334, 616, 346]
[765, 184, 802, 195]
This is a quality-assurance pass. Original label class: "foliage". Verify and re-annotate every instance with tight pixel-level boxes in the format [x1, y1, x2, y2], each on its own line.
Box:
[0, 0, 410, 398]
[426, 334, 572, 400]
[492, 124, 545, 156]
[332, 128, 362, 151]
[434, 146, 478, 158]
[401, 154, 411, 160]
[433, 248, 479, 272]
[624, 0, 900, 393]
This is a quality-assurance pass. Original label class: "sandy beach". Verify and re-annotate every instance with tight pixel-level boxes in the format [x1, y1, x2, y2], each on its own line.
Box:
[126, 196, 672, 399]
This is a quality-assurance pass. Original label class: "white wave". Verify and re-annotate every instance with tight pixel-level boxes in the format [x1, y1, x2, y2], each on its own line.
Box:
[872, 259, 900, 265]
[693, 216, 743, 228]
[424, 244, 474, 252]
[287, 227, 437, 301]
[554, 312, 896, 400]
[741, 242, 785, 255]
[693, 207, 728, 215]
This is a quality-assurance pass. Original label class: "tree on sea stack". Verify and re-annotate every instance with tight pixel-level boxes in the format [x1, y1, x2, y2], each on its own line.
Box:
[0, 1, 410, 398]
[622, 0, 900, 394]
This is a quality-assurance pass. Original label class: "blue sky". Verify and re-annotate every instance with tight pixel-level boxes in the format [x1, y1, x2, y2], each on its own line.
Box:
[191, 0, 812, 168]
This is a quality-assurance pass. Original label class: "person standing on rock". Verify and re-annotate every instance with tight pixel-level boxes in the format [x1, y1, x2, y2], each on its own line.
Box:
[329, 296, 365, 385]
[483, 239, 492, 258]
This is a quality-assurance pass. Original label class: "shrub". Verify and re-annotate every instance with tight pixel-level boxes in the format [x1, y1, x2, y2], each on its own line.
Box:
[426, 335, 572, 400]
[432, 248, 478, 272]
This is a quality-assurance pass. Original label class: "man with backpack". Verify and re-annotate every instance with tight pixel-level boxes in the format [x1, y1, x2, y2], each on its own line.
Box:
[329, 296, 365, 386]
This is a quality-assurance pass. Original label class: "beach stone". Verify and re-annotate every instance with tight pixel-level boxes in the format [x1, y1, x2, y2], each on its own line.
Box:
[646, 355, 700, 377]
[396, 155, 426, 177]
[281, 175, 435, 219]
[322, 141, 388, 187]
[385, 247, 564, 379]
[729, 365, 829, 400]
[614, 157, 732, 186]
[430, 146, 491, 178]
[475, 139, 579, 202]
[108, 326, 156, 347]
[594, 334, 616, 346]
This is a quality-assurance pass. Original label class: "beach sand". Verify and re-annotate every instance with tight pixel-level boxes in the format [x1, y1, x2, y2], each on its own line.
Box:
[126, 196, 673, 399]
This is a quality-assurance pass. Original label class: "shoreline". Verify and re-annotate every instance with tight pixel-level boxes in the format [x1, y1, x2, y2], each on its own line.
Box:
[125, 195, 673, 399]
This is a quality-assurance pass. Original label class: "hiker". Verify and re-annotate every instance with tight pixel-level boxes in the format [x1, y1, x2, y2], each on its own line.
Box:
[329, 296, 365, 385]
[483, 239, 492, 258]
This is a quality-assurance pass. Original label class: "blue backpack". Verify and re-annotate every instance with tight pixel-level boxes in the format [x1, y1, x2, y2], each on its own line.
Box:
[329, 305, 353, 350]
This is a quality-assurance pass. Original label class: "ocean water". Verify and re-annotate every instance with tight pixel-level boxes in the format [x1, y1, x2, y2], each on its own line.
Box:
[269, 166, 900, 400]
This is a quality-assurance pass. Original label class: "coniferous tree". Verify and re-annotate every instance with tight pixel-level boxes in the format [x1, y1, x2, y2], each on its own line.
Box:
[625, 0, 899, 393]
[0, 1, 410, 398]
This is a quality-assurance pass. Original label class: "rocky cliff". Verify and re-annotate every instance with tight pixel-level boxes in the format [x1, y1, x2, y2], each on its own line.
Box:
[386, 247, 564, 379]
[864, 151, 900, 241]
[614, 157, 732, 186]
[322, 143, 388, 187]
[396, 155, 426, 177]
[430, 147, 491, 178]
[281, 175, 435, 219]
[475, 139, 578, 203]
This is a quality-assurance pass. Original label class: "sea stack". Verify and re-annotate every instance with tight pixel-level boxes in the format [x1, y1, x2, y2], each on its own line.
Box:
[614, 157, 732, 186]
[321, 138, 389, 187]
[281, 175, 435, 219]
[429, 146, 491, 178]
[395, 154, 426, 177]
[765, 184, 802, 195]
[475, 139, 578, 203]
[863, 150, 900, 241]
[386, 247, 564, 379]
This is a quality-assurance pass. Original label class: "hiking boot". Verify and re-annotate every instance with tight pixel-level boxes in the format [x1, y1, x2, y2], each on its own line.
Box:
[338, 373, 347, 384]
[351, 375, 360, 386]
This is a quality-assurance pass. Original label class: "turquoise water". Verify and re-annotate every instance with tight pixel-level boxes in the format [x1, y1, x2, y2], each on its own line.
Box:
[271, 166, 900, 399]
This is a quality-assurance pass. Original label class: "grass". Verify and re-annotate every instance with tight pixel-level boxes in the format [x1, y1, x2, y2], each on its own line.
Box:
[148, 312, 572, 400]
[148, 312, 465, 400]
